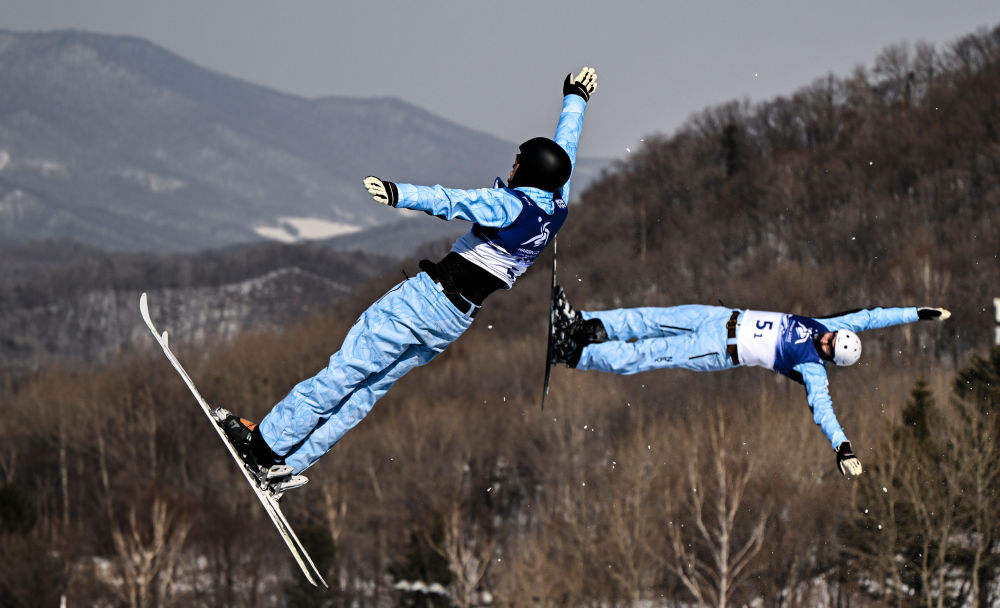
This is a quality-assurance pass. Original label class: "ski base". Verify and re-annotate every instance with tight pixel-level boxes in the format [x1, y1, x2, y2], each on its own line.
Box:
[541, 238, 559, 410]
[542, 284, 559, 410]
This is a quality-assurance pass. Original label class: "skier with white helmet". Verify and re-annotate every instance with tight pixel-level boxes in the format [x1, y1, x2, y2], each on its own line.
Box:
[218, 68, 597, 493]
[549, 288, 950, 477]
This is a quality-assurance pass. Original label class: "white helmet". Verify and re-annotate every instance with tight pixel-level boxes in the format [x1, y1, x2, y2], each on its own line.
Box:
[833, 330, 862, 366]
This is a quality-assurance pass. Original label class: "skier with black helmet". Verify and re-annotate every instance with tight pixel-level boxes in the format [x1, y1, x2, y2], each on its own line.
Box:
[548, 287, 951, 477]
[218, 67, 597, 492]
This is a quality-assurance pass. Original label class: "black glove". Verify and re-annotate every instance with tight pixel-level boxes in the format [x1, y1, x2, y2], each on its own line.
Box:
[363, 176, 398, 207]
[563, 67, 597, 101]
[917, 307, 951, 321]
[836, 441, 863, 476]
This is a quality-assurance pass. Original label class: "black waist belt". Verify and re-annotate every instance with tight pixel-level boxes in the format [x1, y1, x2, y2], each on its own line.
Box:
[726, 310, 740, 365]
[419, 252, 504, 317]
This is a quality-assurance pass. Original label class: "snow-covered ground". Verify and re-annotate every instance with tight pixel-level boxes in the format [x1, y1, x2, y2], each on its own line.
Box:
[254, 216, 363, 242]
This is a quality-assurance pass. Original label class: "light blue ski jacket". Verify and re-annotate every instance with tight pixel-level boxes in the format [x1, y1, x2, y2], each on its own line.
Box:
[793, 307, 919, 449]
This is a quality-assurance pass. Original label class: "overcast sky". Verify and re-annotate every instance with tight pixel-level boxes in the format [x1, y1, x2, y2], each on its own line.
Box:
[4, 0, 1000, 158]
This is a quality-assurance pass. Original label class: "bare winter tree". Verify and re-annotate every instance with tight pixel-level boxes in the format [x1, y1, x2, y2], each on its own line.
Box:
[950, 350, 1000, 607]
[664, 412, 769, 608]
[591, 421, 672, 603]
[111, 494, 192, 608]
[426, 504, 495, 608]
[841, 420, 912, 603]
[846, 363, 1000, 607]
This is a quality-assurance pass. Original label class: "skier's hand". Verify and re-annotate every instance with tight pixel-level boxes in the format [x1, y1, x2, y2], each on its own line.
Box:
[836, 441, 863, 476]
[563, 67, 597, 101]
[363, 176, 398, 207]
[917, 307, 951, 321]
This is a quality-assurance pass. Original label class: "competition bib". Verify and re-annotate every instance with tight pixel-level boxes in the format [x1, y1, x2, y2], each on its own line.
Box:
[736, 310, 786, 369]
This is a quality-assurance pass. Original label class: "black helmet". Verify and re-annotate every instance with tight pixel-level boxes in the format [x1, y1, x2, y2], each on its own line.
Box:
[509, 137, 572, 192]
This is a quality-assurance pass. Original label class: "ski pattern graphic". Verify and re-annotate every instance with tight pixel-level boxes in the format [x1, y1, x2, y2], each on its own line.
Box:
[139, 293, 327, 588]
[541, 237, 558, 410]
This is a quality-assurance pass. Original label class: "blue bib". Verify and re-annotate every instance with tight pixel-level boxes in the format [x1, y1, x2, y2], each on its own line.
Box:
[773, 315, 830, 378]
[472, 178, 568, 264]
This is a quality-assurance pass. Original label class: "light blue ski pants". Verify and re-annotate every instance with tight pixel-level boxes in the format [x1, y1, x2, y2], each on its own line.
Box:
[259, 272, 475, 474]
[576, 305, 739, 375]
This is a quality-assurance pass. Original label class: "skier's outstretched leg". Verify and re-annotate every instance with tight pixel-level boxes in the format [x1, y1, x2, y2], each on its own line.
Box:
[260, 272, 473, 472]
[280, 342, 433, 474]
[581, 304, 724, 341]
[577, 305, 736, 374]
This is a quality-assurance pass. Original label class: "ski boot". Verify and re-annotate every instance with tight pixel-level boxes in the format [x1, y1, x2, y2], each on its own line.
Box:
[214, 408, 308, 498]
[552, 284, 578, 334]
[551, 326, 578, 367]
[551, 285, 581, 367]
[551, 286, 608, 368]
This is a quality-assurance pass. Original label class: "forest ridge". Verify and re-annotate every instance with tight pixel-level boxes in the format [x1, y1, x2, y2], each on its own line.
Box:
[2, 24, 1000, 607]
[560, 26, 997, 361]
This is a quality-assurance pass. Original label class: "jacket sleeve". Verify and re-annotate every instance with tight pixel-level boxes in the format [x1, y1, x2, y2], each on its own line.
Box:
[393, 183, 523, 227]
[554, 94, 587, 204]
[795, 361, 849, 450]
[818, 307, 919, 333]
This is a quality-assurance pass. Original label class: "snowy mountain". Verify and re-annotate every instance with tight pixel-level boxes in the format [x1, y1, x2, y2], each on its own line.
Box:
[0, 29, 606, 253]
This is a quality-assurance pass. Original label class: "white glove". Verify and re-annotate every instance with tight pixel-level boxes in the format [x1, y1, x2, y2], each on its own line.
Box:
[563, 67, 597, 101]
[917, 307, 951, 321]
[836, 441, 863, 476]
[363, 176, 398, 207]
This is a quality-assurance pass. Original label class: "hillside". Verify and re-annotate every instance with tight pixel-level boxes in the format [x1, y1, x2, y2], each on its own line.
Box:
[0, 29, 606, 253]
[0, 238, 399, 378]
[555, 29, 999, 359]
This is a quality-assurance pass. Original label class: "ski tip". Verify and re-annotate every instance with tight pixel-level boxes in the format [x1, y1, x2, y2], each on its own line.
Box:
[161, 331, 169, 346]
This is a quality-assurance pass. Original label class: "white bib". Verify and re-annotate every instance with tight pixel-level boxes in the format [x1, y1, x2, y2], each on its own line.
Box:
[736, 310, 786, 370]
[451, 229, 522, 288]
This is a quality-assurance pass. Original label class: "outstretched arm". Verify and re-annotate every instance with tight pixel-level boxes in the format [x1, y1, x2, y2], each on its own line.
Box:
[385, 181, 523, 226]
[554, 67, 596, 203]
[796, 361, 849, 450]
[359, 67, 596, 226]
[818, 306, 917, 332]
[796, 361, 863, 475]
[363, 173, 523, 226]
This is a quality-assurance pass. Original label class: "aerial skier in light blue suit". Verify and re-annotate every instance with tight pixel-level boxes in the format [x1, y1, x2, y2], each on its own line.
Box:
[549, 288, 951, 477]
[219, 68, 597, 493]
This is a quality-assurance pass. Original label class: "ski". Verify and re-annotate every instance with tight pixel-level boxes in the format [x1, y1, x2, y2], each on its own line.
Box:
[138, 293, 327, 588]
[541, 237, 558, 410]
